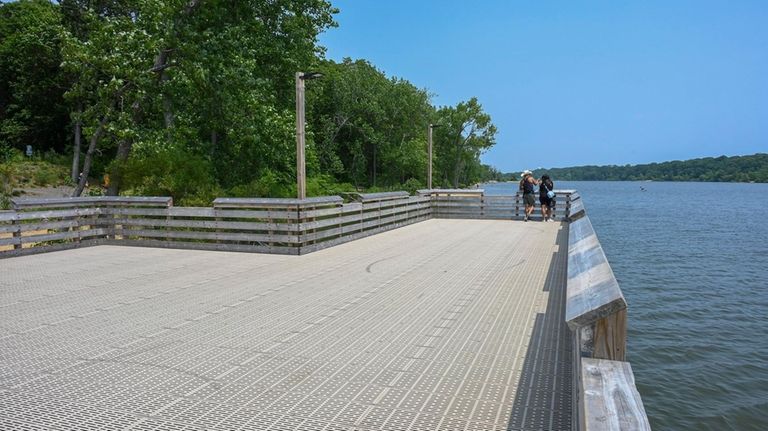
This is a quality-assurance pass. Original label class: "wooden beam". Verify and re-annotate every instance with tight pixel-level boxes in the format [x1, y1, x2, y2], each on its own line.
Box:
[580, 358, 651, 431]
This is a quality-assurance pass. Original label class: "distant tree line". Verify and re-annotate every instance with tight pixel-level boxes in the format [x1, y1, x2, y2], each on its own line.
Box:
[500, 154, 768, 183]
[0, 0, 499, 204]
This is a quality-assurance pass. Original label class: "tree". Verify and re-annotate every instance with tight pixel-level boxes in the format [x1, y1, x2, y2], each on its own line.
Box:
[433, 97, 497, 188]
[307, 58, 434, 189]
[0, 0, 69, 153]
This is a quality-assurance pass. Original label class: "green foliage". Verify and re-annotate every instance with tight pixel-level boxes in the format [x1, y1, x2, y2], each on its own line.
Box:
[433, 97, 497, 188]
[402, 178, 424, 195]
[228, 169, 293, 199]
[0, 145, 22, 164]
[306, 174, 356, 197]
[0, 0, 70, 153]
[121, 146, 221, 206]
[0, 162, 16, 209]
[1, 1, 500, 202]
[307, 59, 435, 189]
[519, 153, 768, 183]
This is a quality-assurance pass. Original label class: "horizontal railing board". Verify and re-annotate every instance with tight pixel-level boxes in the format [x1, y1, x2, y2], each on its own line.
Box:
[431, 195, 483, 201]
[0, 219, 81, 233]
[111, 218, 301, 233]
[0, 207, 102, 222]
[340, 202, 363, 214]
[300, 214, 361, 231]
[300, 217, 427, 254]
[417, 189, 484, 195]
[361, 198, 429, 211]
[117, 228, 300, 244]
[299, 206, 344, 219]
[580, 358, 651, 431]
[566, 216, 627, 330]
[352, 191, 410, 202]
[11, 196, 172, 209]
[114, 239, 298, 255]
[102, 207, 300, 220]
[302, 210, 430, 243]
[432, 202, 517, 209]
[0, 236, 20, 246]
[5, 228, 109, 245]
[213, 196, 342, 208]
[368, 205, 427, 219]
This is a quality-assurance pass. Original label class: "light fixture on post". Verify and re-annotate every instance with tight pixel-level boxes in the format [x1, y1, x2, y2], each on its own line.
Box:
[295, 71, 323, 199]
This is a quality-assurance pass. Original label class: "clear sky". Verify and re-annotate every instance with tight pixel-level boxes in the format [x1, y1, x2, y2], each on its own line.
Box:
[318, 0, 768, 172]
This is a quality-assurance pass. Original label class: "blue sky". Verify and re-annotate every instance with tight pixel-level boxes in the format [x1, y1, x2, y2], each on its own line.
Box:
[318, 0, 768, 172]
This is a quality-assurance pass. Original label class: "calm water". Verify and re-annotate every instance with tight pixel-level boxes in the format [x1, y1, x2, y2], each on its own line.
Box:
[484, 181, 768, 430]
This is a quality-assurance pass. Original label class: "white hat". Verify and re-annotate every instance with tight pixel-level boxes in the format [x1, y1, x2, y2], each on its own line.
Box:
[520, 169, 533, 177]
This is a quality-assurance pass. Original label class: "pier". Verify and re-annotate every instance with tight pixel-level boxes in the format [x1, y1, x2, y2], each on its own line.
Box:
[0, 191, 649, 430]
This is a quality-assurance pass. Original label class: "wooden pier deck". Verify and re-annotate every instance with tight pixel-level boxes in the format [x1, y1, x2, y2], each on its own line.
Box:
[0, 218, 572, 430]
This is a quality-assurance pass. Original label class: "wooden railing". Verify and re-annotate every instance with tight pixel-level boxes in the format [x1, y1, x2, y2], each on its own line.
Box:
[1, 193, 430, 257]
[0, 190, 585, 256]
[420, 188, 579, 220]
[566, 201, 650, 430]
[0, 197, 172, 257]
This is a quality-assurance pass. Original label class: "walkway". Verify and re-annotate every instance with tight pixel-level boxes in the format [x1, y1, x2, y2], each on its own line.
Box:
[0, 219, 571, 430]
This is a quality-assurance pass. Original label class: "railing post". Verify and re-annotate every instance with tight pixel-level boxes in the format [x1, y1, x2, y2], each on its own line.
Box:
[592, 309, 627, 361]
[11, 217, 21, 250]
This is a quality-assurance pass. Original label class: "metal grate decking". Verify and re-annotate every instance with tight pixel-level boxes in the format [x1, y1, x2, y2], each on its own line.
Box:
[0, 219, 571, 430]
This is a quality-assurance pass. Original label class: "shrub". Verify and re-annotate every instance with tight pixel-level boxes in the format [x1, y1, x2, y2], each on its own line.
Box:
[402, 178, 424, 195]
[121, 147, 220, 205]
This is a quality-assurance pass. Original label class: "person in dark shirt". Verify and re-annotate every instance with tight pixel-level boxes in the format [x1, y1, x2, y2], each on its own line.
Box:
[539, 174, 555, 221]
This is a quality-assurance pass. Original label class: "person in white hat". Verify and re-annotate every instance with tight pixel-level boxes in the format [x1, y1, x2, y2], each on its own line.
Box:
[518, 170, 538, 221]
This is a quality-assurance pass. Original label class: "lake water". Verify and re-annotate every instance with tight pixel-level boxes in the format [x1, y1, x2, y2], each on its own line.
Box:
[484, 181, 768, 430]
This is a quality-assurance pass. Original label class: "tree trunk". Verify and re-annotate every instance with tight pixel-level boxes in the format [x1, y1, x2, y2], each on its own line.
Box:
[71, 108, 82, 182]
[73, 113, 109, 197]
[106, 138, 133, 196]
[372, 144, 377, 187]
[162, 70, 174, 129]
[211, 130, 218, 156]
[453, 153, 462, 188]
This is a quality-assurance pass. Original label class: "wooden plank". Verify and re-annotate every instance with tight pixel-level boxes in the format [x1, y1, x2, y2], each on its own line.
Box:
[213, 196, 342, 207]
[102, 207, 299, 220]
[368, 204, 425, 219]
[300, 217, 428, 254]
[115, 239, 299, 255]
[0, 207, 101, 222]
[111, 218, 300, 233]
[361, 199, 430, 212]
[17, 228, 108, 245]
[580, 358, 651, 431]
[352, 191, 410, 202]
[298, 206, 344, 219]
[300, 214, 362, 231]
[340, 202, 363, 214]
[566, 217, 627, 330]
[12, 196, 171, 209]
[418, 188, 484, 196]
[0, 219, 79, 234]
[593, 309, 628, 361]
[0, 235, 21, 247]
[118, 228, 300, 244]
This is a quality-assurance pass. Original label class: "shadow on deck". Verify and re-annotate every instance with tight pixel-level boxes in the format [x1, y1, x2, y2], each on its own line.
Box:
[507, 226, 573, 430]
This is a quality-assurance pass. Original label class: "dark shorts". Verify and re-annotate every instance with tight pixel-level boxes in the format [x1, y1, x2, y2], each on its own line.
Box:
[524, 193, 536, 206]
[540, 196, 554, 207]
